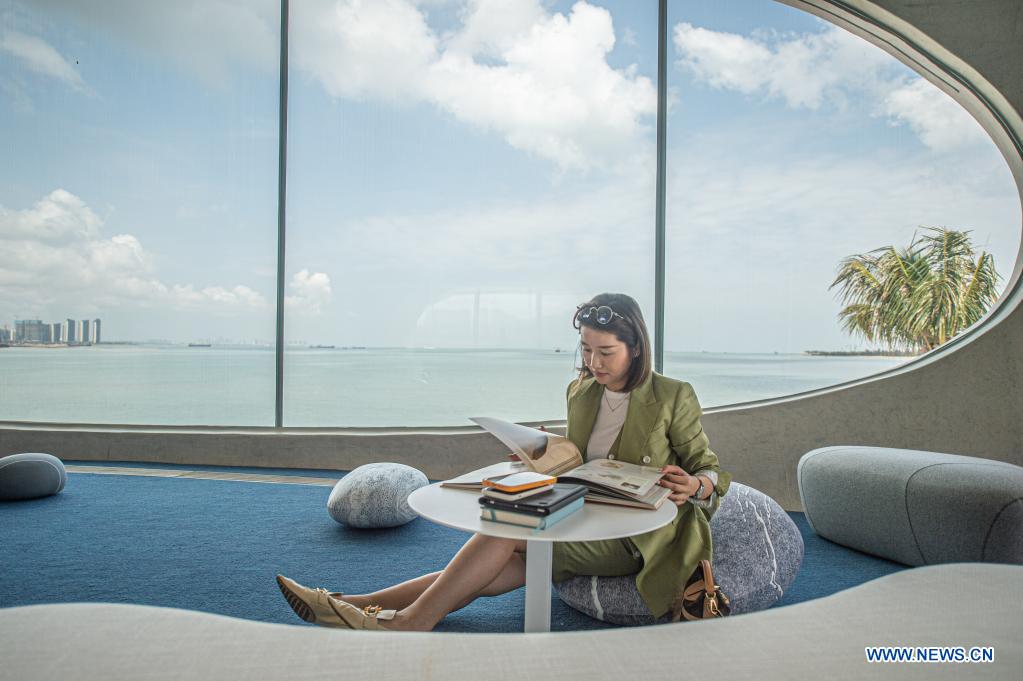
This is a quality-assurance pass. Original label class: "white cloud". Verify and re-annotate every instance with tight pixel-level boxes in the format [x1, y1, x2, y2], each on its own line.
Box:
[292, 0, 438, 101]
[0, 189, 269, 315]
[672, 21, 896, 109]
[882, 78, 986, 150]
[0, 30, 88, 91]
[292, 0, 656, 171]
[445, 0, 546, 58]
[672, 22, 984, 151]
[429, 2, 655, 169]
[1, 189, 102, 242]
[672, 23, 774, 97]
[167, 283, 266, 312]
[285, 269, 332, 315]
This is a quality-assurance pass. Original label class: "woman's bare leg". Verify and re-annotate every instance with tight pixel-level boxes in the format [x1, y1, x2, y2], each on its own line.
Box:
[344, 552, 525, 612]
[343, 534, 528, 631]
[341, 572, 443, 611]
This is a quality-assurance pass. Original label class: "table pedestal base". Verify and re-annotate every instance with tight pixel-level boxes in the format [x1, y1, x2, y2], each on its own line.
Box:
[524, 539, 552, 633]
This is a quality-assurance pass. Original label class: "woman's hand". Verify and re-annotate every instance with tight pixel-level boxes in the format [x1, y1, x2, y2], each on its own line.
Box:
[658, 464, 700, 506]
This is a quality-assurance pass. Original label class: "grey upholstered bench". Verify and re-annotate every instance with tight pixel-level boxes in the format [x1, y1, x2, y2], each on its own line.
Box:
[798, 446, 1023, 566]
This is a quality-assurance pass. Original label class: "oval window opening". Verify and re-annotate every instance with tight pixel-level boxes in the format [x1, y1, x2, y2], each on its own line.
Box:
[663, 0, 1021, 407]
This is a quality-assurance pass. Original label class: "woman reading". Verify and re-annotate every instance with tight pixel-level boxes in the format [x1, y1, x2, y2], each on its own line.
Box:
[276, 292, 730, 629]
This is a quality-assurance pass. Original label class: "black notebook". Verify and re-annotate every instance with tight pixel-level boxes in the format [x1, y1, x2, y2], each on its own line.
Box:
[478, 483, 587, 516]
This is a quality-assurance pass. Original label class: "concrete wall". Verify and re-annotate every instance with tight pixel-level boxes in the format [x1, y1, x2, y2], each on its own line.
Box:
[2, 0, 1021, 510]
[0, 423, 514, 480]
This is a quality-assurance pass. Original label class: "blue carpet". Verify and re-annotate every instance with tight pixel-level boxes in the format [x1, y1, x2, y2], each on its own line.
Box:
[776, 513, 904, 607]
[0, 470, 904, 632]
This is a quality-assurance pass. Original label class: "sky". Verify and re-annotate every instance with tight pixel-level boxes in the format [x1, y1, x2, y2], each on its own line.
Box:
[1, 0, 1019, 352]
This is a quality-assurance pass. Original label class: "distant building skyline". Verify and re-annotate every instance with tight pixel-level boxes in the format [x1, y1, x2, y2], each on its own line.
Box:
[9, 317, 102, 344]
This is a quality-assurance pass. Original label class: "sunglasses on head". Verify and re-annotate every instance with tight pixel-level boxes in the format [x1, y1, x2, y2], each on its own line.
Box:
[573, 304, 627, 329]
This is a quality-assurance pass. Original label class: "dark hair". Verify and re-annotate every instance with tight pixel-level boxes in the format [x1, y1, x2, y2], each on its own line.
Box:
[572, 292, 652, 393]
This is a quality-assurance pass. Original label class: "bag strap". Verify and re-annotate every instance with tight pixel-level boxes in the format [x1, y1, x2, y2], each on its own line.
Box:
[700, 559, 717, 591]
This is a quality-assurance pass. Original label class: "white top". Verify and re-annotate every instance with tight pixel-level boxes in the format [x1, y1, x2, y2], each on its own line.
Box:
[583, 385, 718, 509]
[585, 387, 630, 459]
[407, 483, 677, 543]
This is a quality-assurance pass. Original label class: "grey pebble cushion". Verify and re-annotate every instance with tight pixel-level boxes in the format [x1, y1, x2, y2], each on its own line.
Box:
[554, 482, 803, 625]
[327, 463, 429, 528]
[799, 446, 1023, 565]
[0, 453, 68, 501]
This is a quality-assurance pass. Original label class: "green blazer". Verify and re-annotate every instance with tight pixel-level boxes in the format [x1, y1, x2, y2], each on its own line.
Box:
[566, 372, 731, 618]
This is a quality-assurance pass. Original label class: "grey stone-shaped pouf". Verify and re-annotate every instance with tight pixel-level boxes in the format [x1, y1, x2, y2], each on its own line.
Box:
[712, 483, 805, 614]
[327, 463, 428, 529]
[554, 482, 803, 625]
[0, 453, 67, 501]
[799, 446, 1023, 566]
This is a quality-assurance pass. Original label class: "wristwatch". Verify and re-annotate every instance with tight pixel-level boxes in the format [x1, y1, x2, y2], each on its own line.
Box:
[693, 478, 705, 500]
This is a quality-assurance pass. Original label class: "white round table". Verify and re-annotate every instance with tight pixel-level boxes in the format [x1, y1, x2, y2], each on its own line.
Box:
[407, 482, 678, 632]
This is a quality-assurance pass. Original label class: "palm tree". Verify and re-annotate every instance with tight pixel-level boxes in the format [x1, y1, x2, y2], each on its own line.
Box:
[830, 227, 1000, 353]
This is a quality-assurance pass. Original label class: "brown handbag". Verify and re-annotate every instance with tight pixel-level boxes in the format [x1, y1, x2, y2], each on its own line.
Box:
[671, 559, 731, 622]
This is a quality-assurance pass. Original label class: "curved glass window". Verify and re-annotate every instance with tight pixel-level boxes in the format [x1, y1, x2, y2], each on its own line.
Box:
[0, 1, 280, 424]
[663, 0, 1020, 406]
[284, 0, 656, 425]
[2, 1, 1018, 427]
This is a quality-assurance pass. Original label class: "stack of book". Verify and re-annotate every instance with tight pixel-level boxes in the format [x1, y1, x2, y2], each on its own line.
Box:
[478, 472, 587, 531]
[443, 417, 672, 509]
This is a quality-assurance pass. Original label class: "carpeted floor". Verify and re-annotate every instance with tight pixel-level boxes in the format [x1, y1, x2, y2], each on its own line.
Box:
[0, 463, 904, 632]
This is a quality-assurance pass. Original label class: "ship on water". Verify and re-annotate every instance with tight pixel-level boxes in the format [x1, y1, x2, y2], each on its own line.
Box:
[188, 343, 212, 347]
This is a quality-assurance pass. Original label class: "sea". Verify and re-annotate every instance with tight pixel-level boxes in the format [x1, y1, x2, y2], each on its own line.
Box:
[0, 345, 910, 427]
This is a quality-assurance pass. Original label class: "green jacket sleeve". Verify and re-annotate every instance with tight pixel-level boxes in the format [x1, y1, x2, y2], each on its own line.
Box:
[668, 382, 731, 498]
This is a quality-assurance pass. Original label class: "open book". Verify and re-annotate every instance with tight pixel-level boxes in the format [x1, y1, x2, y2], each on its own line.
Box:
[441, 416, 671, 510]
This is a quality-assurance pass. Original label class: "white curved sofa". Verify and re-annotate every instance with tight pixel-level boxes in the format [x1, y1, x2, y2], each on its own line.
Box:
[1, 563, 1020, 680]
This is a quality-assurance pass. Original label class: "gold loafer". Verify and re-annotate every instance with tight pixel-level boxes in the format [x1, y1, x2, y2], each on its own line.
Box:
[275, 574, 347, 627]
[326, 598, 397, 631]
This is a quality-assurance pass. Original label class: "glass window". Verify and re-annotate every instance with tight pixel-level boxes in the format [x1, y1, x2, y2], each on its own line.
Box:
[4, 1, 1017, 428]
[0, 1, 280, 425]
[663, 0, 1020, 406]
[284, 0, 657, 425]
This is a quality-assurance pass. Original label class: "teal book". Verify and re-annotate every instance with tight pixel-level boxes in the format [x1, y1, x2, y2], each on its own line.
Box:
[480, 496, 585, 532]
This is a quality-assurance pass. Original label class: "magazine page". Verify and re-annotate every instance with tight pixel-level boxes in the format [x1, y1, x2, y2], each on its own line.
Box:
[584, 483, 672, 510]
[560, 459, 663, 497]
[470, 416, 582, 476]
[533, 438, 584, 476]
[469, 416, 549, 461]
